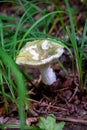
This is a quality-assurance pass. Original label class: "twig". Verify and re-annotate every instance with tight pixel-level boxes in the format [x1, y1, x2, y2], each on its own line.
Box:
[56, 116, 87, 125]
[28, 98, 67, 111]
[68, 86, 78, 103]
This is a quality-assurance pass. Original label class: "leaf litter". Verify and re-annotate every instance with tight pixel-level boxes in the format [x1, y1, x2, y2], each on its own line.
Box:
[0, 1, 87, 130]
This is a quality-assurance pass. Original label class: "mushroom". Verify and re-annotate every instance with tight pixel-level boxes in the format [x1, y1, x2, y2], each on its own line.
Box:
[16, 40, 64, 85]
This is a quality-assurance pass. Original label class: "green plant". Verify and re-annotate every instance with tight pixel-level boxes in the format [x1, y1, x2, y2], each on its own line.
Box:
[38, 114, 65, 130]
[0, 1, 66, 129]
[0, 48, 26, 130]
[0, 124, 42, 130]
[65, 0, 87, 90]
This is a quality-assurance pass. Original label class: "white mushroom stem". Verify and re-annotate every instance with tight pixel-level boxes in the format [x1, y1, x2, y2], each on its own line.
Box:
[39, 65, 56, 85]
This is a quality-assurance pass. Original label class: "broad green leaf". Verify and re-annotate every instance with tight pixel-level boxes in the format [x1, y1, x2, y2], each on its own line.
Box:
[54, 122, 65, 130]
[38, 114, 65, 130]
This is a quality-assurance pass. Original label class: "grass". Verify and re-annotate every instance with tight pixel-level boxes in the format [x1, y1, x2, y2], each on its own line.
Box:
[0, 124, 42, 130]
[0, 47, 26, 129]
[0, 0, 65, 129]
[65, 0, 87, 90]
[0, 0, 87, 129]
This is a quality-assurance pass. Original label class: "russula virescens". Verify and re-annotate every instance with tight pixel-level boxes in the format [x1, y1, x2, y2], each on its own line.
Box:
[16, 40, 64, 85]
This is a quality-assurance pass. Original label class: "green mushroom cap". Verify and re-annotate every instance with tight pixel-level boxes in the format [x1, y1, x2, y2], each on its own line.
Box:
[16, 40, 64, 67]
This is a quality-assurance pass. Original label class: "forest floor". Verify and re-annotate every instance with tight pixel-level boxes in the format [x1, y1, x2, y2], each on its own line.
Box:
[0, 1, 87, 130]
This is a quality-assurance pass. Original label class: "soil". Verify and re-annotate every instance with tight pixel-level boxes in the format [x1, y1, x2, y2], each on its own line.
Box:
[0, 1, 87, 130]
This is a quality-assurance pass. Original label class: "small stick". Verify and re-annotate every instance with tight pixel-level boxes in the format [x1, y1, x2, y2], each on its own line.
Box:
[56, 116, 87, 125]
[68, 86, 78, 103]
[28, 98, 67, 111]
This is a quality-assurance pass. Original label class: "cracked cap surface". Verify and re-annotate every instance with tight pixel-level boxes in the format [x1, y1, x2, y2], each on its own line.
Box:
[16, 40, 64, 66]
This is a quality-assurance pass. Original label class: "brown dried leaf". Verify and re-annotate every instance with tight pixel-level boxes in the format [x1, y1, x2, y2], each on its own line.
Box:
[26, 117, 37, 125]
[0, 102, 6, 116]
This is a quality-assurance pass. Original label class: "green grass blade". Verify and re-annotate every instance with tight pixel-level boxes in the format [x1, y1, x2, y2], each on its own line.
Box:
[65, 0, 76, 40]
[0, 124, 42, 130]
[0, 48, 26, 130]
[18, 10, 64, 50]
[0, 72, 8, 112]
[80, 19, 87, 58]
[0, 20, 4, 48]
[65, 0, 87, 89]
[65, 0, 78, 55]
